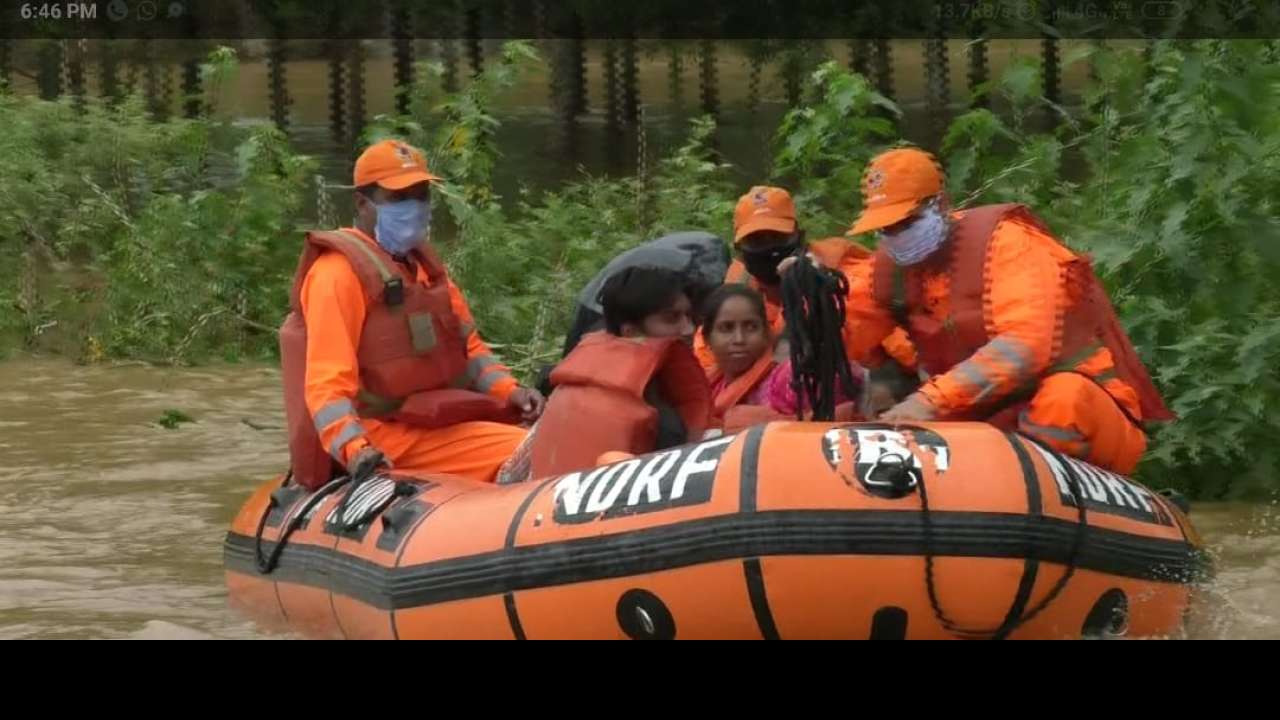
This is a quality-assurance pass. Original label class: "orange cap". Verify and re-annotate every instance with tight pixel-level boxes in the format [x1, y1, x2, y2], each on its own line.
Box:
[353, 139, 441, 190]
[847, 148, 944, 235]
[733, 186, 798, 243]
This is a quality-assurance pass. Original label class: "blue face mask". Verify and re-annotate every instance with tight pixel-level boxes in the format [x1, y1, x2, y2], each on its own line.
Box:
[880, 200, 949, 266]
[373, 199, 431, 256]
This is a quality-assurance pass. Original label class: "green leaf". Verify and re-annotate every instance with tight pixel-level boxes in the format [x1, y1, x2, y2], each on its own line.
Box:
[155, 409, 195, 430]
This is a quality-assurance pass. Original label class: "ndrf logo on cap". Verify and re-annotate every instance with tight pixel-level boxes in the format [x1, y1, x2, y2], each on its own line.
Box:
[733, 186, 799, 243]
[392, 142, 416, 168]
[848, 147, 944, 236]
[863, 168, 887, 203]
[353, 139, 441, 190]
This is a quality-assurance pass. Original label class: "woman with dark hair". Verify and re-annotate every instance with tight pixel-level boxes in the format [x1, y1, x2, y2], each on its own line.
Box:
[701, 285, 780, 415]
[702, 284, 886, 429]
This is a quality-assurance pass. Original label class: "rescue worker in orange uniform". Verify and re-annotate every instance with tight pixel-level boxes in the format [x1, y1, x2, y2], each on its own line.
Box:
[836, 147, 1173, 474]
[693, 186, 918, 381]
[279, 140, 544, 489]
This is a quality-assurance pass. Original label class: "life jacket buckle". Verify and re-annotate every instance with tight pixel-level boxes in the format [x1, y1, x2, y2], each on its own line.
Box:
[383, 278, 405, 307]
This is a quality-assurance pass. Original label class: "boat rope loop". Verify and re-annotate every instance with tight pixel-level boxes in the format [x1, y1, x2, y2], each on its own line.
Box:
[917, 437, 1089, 639]
[780, 248, 859, 422]
[254, 469, 350, 574]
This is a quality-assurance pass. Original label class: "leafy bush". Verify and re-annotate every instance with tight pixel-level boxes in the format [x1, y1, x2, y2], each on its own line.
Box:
[4, 41, 1276, 497]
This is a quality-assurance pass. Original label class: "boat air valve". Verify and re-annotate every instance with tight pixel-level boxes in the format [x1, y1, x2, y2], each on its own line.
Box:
[861, 452, 920, 499]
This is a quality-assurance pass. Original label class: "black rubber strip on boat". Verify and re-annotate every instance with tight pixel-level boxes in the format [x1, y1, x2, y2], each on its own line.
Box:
[225, 507, 1204, 613]
[735, 425, 781, 640]
[992, 432, 1047, 640]
[501, 475, 561, 640]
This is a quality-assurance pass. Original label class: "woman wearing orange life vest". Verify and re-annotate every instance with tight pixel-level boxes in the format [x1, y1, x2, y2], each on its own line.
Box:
[278, 139, 545, 490]
[835, 147, 1174, 474]
[693, 185, 919, 378]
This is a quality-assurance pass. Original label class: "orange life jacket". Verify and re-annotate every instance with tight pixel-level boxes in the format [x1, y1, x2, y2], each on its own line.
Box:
[710, 354, 864, 432]
[528, 332, 712, 478]
[871, 204, 1173, 427]
[280, 230, 514, 490]
[708, 352, 786, 433]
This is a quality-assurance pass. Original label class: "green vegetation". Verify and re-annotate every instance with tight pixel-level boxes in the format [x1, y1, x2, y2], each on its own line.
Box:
[3, 41, 1277, 497]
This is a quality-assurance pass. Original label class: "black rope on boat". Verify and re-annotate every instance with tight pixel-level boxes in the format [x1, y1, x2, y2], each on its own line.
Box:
[254, 469, 350, 575]
[779, 248, 859, 422]
[918, 436, 1089, 639]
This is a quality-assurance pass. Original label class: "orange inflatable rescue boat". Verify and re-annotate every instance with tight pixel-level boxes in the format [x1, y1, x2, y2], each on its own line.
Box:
[225, 422, 1207, 639]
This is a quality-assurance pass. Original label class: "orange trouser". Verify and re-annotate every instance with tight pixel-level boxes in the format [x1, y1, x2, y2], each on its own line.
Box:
[1017, 372, 1147, 475]
[364, 419, 528, 483]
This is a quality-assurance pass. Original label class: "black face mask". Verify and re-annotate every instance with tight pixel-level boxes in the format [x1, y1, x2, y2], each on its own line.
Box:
[740, 238, 803, 286]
